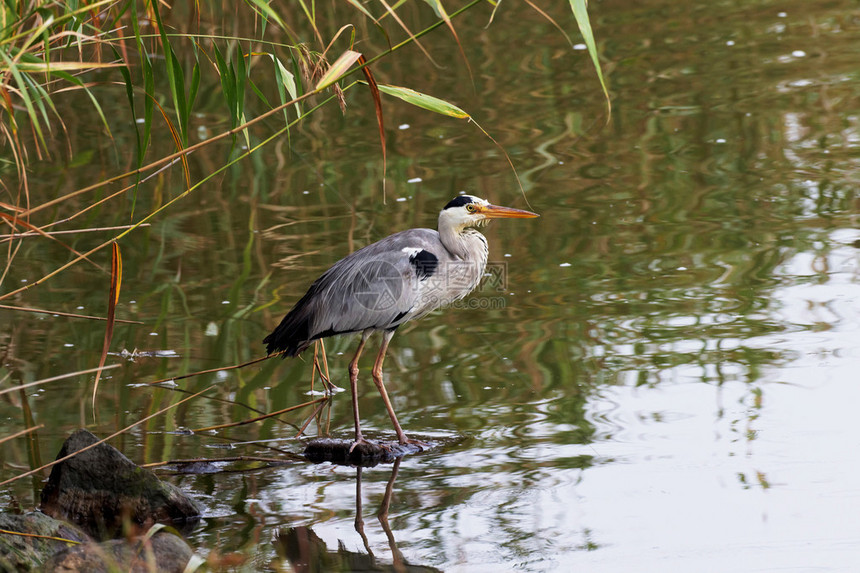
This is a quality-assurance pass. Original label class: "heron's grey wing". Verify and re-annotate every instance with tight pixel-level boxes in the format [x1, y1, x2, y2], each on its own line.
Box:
[263, 228, 450, 356]
[306, 229, 445, 336]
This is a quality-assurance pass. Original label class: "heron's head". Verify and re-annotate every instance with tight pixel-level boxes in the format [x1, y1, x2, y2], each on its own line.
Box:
[439, 195, 539, 231]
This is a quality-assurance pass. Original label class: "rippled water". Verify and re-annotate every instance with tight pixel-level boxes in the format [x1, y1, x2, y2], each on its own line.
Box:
[3, 0, 860, 570]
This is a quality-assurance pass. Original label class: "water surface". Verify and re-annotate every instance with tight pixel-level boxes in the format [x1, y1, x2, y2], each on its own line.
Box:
[2, 0, 860, 570]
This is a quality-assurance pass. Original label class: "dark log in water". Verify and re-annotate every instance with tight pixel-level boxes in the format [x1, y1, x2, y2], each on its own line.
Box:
[303, 438, 424, 466]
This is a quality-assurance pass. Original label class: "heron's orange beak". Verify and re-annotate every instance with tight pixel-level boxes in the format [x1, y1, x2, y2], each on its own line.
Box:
[480, 203, 540, 219]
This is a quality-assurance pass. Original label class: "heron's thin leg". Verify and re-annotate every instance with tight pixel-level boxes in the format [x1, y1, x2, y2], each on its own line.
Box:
[371, 330, 411, 444]
[348, 330, 371, 444]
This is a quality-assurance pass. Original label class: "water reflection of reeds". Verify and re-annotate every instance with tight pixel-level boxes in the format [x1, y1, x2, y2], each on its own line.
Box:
[4, 0, 860, 568]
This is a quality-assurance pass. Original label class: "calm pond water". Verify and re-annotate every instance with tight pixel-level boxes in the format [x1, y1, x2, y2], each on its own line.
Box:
[3, 0, 860, 570]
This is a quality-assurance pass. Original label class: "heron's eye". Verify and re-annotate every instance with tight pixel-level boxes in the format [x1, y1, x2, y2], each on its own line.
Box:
[465, 204, 477, 213]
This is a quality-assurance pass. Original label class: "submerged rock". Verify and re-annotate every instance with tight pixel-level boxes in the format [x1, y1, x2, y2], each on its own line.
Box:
[42, 530, 195, 573]
[0, 511, 90, 571]
[39, 429, 202, 537]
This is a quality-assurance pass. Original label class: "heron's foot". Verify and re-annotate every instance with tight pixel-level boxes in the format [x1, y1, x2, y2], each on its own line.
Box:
[399, 437, 430, 451]
[348, 437, 370, 454]
[347, 438, 391, 455]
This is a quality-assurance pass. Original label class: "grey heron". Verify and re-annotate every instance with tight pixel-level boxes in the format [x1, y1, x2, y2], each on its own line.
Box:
[264, 195, 539, 450]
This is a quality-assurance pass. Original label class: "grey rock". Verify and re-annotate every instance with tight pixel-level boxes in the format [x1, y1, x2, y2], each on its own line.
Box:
[39, 429, 202, 537]
[42, 531, 196, 573]
[0, 511, 90, 572]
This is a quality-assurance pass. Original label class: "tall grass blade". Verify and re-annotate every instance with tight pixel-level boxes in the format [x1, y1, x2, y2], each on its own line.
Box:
[0, 212, 103, 270]
[344, 0, 391, 48]
[377, 0, 440, 67]
[0, 385, 215, 488]
[182, 553, 206, 573]
[6, 61, 119, 72]
[243, 0, 289, 34]
[0, 87, 17, 132]
[150, 0, 191, 145]
[0, 425, 44, 447]
[0, 303, 141, 323]
[0, 365, 121, 398]
[113, 45, 142, 218]
[114, 47, 140, 152]
[19, 387, 41, 474]
[113, 241, 123, 304]
[235, 42, 249, 149]
[468, 118, 528, 205]
[0, 50, 47, 150]
[151, 96, 191, 187]
[271, 55, 299, 124]
[212, 42, 237, 132]
[0, 87, 344, 302]
[130, 7, 153, 163]
[55, 72, 113, 141]
[359, 56, 387, 201]
[18, 71, 52, 137]
[189, 44, 200, 120]
[169, 48, 188, 143]
[296, 0, 324, 46]
[142, 51, 154, 156]
[486, 0, 502, 26]
[248, 76, 271, 108]
[524, 0, 575, 49]
[91, 242, 121, 415]
[321, 24, 357, 58]
[421, 0, 473, 83]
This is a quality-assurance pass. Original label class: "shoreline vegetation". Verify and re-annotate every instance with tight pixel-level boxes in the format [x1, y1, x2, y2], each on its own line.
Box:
[1, 2, 604, 570]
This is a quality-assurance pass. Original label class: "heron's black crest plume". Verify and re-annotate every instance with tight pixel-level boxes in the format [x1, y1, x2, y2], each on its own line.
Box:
[443, 195, 475, 210]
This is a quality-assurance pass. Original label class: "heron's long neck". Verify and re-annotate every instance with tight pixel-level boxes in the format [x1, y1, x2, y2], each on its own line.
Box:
[441, 225, 489, 269]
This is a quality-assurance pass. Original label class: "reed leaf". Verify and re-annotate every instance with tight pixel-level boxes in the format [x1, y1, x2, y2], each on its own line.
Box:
[130, 7, 154, 163]
[0, 49, 47, 149]
[212, 42, 236, 128]
[315, 49, 362, 91]
[271, 54, 300, 124]
[235, 42, 249, 149]
[375, 83, 469, 118]
[568, 0, 610, 112]
[4, 60, 119, 71]
[150, 0, 193, 146]
[243, 0, 290, 37]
